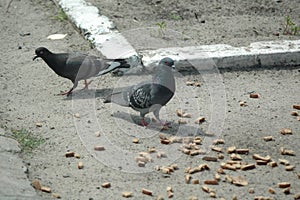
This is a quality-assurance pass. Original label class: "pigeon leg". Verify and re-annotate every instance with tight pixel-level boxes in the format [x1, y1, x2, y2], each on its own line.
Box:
[158, 120, 171, 126]
[139, 113, 149, 126]
[57, 81, 78, 96]
[153, 109, 171, 127]
[83, 80, 88, 89]
[82, 79, 93, 90]
[140, 118, 149, 127]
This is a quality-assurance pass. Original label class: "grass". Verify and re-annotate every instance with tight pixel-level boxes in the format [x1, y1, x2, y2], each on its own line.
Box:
[11, 128, 45, 153]
[53, 8, 68, 21]
[168, 13, 182, 20]
[156, 21, 166, 37]
[283, 16, 300, 35]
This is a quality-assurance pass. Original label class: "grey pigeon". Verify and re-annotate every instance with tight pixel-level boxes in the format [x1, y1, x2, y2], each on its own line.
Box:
[104, 57, 175, 126]
[33, 47, 140, 96]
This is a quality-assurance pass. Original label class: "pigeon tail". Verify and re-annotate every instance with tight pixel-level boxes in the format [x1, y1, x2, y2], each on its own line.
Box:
[104, 90, 131, 107]
[97, 62, 122, 76]
[97, 55, 143, 76]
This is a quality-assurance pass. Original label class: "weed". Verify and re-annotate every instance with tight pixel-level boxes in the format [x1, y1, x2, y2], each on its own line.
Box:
[11, 128, 45, 153]
[53, 8, 68, 21]
[169, 13, 182, 20]
[88, 39, 95, 49]
[156, 21, 166, 37]
[283, 16, 300, 35]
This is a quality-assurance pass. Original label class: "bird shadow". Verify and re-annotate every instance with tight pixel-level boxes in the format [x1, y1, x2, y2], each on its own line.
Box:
[62, 87, 125, 100]
[60, 61, 199, 101]
[111, 110, 213, 137]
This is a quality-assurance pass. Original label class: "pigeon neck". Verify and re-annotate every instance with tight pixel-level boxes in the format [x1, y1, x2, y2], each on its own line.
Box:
[153, 65, 175, 92]
[43, 53, 67, 73]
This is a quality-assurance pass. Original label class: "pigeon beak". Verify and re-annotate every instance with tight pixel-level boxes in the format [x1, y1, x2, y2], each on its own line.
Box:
[33, 55, 39, 61]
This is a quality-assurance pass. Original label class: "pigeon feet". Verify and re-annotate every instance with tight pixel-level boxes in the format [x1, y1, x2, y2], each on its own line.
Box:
[140, 119, 149, 127]
[57, 91, 72, 96]
[57, 88, 74, 96]
[158, 120, 171, 127]
[139, 118, 171, 128]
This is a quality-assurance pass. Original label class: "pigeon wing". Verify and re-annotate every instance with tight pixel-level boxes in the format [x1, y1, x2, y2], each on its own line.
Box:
[104, 81, 152, 108]
[129, 83, 153, 109]
[66, 54, 103, 82]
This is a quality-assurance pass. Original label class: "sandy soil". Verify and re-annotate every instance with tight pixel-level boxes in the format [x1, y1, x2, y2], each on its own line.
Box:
[0, 0, 300, 200]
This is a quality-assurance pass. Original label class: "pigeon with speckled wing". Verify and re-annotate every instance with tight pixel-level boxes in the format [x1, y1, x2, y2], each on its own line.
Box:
[104, 57, 176, 126]
[33, 47, 140, 96]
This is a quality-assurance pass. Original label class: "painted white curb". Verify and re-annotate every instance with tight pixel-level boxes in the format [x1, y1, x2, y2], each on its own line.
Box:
[141, 40, 300, 69]
[57, 0, 137, 58]
[54, 0, 300, 69]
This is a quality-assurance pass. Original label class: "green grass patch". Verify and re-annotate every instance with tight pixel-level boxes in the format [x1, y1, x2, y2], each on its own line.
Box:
[156, 21, 166, 37]
[283, 16, 300, 35]
[53, 8, 68, 21]
[11, 128, 45, 153]
[168, 13, 182, 20]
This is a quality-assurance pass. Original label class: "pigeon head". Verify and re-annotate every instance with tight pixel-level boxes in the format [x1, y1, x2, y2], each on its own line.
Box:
[33, 47, 51, 60]
[159, 57, 175, 68]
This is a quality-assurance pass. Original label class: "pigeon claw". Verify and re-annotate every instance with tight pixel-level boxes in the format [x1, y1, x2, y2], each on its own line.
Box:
[158, 121, 171, 127]
[56, 91, 72, 96]
[140, 119, 149, 127]
[57, 88, 74, 96]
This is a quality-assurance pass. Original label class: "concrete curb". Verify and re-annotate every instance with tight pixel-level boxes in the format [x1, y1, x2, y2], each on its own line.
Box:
[140, 40, 300, 69]
[54, 0, 300, 69]
[0, 131, 40, 200]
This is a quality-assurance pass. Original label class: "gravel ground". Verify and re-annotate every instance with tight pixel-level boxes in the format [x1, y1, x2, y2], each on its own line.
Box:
[0, 0, 300, 200]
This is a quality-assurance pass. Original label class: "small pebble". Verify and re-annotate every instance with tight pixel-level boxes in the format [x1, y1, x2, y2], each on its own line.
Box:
[95, 131, 101, 137]
[74, 153, 81, 158]
[35, 122, 42, 127]
[248, 188, 255, 194]
[31, 179, 41, 190]
[78, 162, 84, 169]
[41, 186, 51, 193]
[132, 138, 139, 144]
[101, 182, 111, 188]
[268, 187, 275, 194]
[122, 191, 133, 198]
[52, 193, 61, 199]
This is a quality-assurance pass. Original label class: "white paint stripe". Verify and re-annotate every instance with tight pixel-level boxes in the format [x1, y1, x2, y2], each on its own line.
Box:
[58, 0, 137, 58]
[141, 40, 300, 68]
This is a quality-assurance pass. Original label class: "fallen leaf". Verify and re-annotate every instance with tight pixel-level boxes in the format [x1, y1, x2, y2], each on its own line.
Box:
[47, 34, 67, 40]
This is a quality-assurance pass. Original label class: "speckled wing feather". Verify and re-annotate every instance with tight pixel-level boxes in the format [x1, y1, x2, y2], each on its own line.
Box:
[129, 83, 152, 109]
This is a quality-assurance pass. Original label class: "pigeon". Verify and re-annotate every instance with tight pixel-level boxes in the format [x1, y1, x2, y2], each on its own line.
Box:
[33, 47, 140, 96]
[104, 57, 176, 126]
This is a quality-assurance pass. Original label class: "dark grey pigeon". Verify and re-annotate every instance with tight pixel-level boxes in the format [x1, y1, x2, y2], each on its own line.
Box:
[104, 57, 176, 126]
[33, 47, 139, 96]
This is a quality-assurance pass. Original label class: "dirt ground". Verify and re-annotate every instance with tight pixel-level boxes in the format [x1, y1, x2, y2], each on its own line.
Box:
[0, 0, 300, 200]
[88, 0, 300, 48]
